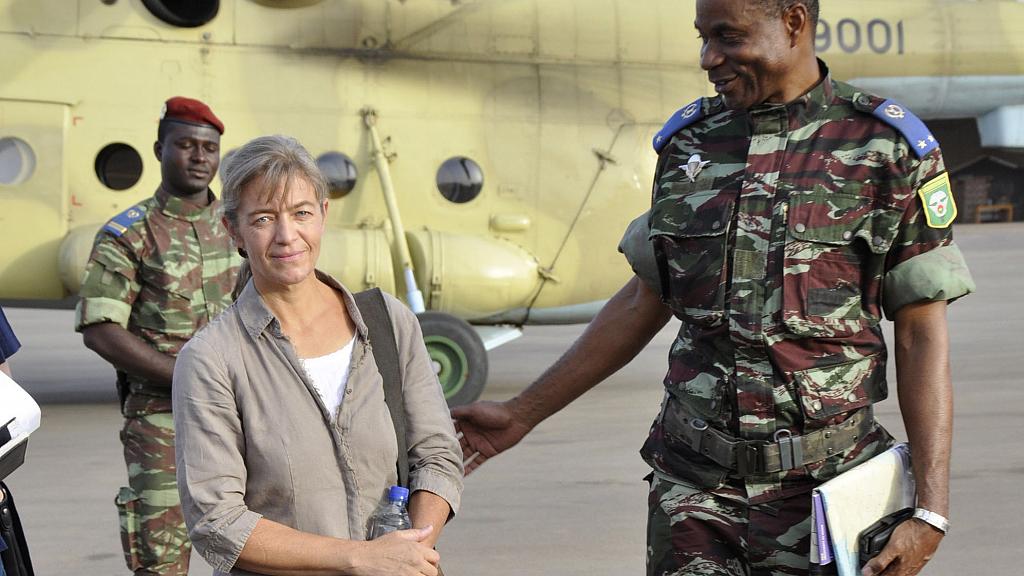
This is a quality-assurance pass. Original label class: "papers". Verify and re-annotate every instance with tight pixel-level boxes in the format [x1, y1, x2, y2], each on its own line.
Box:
[0, 370, 41, 461]
[810, 443, 915, 576]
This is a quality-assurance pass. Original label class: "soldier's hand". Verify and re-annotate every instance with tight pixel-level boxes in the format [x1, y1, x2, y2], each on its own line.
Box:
[450, 400, 531, 474]
[861, 518, 944, 576]
[355, 526, 439, 576]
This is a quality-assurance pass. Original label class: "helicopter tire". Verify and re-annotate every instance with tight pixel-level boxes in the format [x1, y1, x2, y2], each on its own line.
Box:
[416, 312, 488, 407]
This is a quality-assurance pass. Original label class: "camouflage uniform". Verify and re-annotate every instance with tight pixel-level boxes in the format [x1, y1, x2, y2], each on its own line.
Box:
[620, 63, 975, 575]
[76, 188, 239, 575]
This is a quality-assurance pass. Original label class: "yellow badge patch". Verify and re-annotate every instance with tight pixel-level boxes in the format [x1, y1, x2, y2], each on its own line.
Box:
[917, 172, 956, 229]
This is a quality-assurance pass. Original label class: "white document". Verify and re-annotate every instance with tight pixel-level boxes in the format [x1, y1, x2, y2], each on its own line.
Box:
[0, 370, 41, 459]
[813, 442, 916, 576]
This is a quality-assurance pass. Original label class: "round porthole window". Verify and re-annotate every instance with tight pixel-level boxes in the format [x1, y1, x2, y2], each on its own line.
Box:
[436, 156, 484, 204]
[316, 152, 358, 198]
[141, 0, 219, 28]
[0, 137, 36, 186]
[96, 143, 144, 191]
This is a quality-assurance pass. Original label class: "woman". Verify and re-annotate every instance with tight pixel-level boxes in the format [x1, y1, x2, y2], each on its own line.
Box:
[172, 135, 463, 576]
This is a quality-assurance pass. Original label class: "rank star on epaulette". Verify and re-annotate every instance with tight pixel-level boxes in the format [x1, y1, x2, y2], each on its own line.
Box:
[918, 172, 957, 229]
[871, 98, 939, 159]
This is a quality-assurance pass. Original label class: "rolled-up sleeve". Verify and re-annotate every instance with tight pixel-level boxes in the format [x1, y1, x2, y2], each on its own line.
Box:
[172, 334, 262, 572]
[881, 149, 975, 318]
[618, 210, 662, 296]
[387, 296, 464, 518]
[882, 243, 975, 318]
[75, 235, 139, 331]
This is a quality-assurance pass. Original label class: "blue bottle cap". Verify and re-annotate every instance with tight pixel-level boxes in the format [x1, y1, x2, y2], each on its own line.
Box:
[388, 485, 410, 502]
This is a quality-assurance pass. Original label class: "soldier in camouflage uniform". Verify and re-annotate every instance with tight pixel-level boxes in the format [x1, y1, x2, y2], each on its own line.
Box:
[76, 97, 239, 575]
[453, 1, 973, 575]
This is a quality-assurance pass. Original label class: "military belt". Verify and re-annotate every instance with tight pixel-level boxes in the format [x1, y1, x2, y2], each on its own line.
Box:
[675, 407, 875, 477]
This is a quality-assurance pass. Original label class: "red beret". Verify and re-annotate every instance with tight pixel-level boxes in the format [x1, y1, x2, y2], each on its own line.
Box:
[159, 96, 224, 135]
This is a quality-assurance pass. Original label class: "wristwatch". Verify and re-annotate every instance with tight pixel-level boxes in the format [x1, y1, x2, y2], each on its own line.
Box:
[912, 508, 950, 534]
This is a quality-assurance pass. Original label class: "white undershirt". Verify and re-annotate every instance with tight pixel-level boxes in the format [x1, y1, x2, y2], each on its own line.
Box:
[300, 338, 355, 419]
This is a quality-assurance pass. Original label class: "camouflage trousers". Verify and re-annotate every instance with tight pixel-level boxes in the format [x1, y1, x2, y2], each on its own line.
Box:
[116, 413, 191, 575]
[647, 473, 812, 576]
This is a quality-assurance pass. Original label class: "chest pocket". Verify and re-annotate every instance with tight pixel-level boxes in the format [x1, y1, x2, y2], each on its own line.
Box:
[134, 260, 198, 335]
[650, 183, 734, 327]
[782, 191, 901, 338]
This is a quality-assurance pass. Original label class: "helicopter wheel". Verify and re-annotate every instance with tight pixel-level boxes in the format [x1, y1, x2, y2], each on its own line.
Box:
[417, 312, 488, 407]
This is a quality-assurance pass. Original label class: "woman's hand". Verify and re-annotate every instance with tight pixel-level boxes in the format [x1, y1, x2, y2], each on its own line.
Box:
[352, 526, 440, 576]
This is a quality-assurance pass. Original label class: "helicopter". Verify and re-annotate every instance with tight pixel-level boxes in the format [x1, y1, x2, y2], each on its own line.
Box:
[1, 0, 1023, 404]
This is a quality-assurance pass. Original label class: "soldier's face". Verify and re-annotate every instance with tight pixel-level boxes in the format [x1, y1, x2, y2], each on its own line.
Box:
[156, 123, 221, 199]
[695, 0, 801, 110]
[229, 175, 328, 291]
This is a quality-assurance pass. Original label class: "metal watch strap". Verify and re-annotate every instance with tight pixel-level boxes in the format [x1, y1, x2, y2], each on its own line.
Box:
[912, 508, 950, 534]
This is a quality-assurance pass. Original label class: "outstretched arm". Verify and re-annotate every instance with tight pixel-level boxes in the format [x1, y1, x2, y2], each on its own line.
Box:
[862, 300, 952, 576]
[452, 276, 672, 473]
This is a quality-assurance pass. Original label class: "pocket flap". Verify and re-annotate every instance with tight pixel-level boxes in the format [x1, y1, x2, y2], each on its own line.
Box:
[789, 192, 901, 253]
[651, 187, 733, 239]
[140, 262, 194, 300]
[792, 353, 886, 420]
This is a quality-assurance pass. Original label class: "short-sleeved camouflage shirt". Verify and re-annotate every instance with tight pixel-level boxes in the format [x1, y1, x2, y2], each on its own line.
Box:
[632, 67, 975, 504]
[76, 189, 240, 416]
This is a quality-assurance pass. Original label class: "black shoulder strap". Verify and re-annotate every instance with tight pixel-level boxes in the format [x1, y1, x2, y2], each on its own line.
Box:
[353, 288, 409, 488]
[1, 481, 36, 576]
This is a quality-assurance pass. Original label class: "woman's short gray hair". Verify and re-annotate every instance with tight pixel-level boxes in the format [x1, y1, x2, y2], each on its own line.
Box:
[221, 135, 329, 226]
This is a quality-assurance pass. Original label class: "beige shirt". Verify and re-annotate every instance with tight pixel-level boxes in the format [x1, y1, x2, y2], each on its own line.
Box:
[172, 274, 463, 575]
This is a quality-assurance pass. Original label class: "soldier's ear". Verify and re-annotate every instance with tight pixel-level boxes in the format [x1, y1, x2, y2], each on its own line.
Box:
[153, 140, 163, 162]
[782, 2, 810, 47]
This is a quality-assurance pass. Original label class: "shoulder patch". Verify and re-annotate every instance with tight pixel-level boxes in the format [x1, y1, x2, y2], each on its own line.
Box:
[869, 98, 939, 159]
[918, 172, 957, 228]
[653, 98, 706, 154]
[102, 205, 147, 237]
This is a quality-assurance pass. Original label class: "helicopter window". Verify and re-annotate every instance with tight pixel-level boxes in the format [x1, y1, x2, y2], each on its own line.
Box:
[0, 137, 36, 186]
[436, 157, 484, 204]
[95, 143, 143, 191]
[141, 0, 219, 28]
[317, 152, 358, 198]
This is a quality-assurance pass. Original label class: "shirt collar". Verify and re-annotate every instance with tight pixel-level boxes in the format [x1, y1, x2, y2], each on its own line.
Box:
[747, 59, 834, 132]
[236, 270, 370, 341]
[156, 187, 219, 222]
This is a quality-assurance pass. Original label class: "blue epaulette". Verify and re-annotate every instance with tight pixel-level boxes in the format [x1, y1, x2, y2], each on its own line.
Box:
[653, 98, 705, 154]
[870, 99, 939, 159]
[102, 205, 146, 237]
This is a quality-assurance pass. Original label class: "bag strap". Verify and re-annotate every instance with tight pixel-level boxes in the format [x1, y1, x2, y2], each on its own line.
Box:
[353, 288, 409, 488]
[1, 481, 35, 576]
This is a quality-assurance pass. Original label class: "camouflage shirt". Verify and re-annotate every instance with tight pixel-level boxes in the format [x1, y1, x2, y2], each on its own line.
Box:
[629, 66, 975, 504]
[76, 188, 240, 416]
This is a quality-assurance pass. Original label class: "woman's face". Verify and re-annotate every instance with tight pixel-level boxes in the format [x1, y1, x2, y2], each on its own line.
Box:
[231, 175, 327, 291]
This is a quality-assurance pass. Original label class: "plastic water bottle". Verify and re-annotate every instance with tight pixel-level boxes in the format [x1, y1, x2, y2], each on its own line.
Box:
[368, 485, 412, 539]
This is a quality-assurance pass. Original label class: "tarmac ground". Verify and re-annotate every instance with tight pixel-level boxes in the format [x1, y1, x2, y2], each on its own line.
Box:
[2, 222, 1021, 575]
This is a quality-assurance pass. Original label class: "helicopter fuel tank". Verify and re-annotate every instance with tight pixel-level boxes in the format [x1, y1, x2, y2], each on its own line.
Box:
[405, 229, 541, 322]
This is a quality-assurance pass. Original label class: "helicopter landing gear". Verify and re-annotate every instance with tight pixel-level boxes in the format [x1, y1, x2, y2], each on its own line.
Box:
[417, 312, 488, 407]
